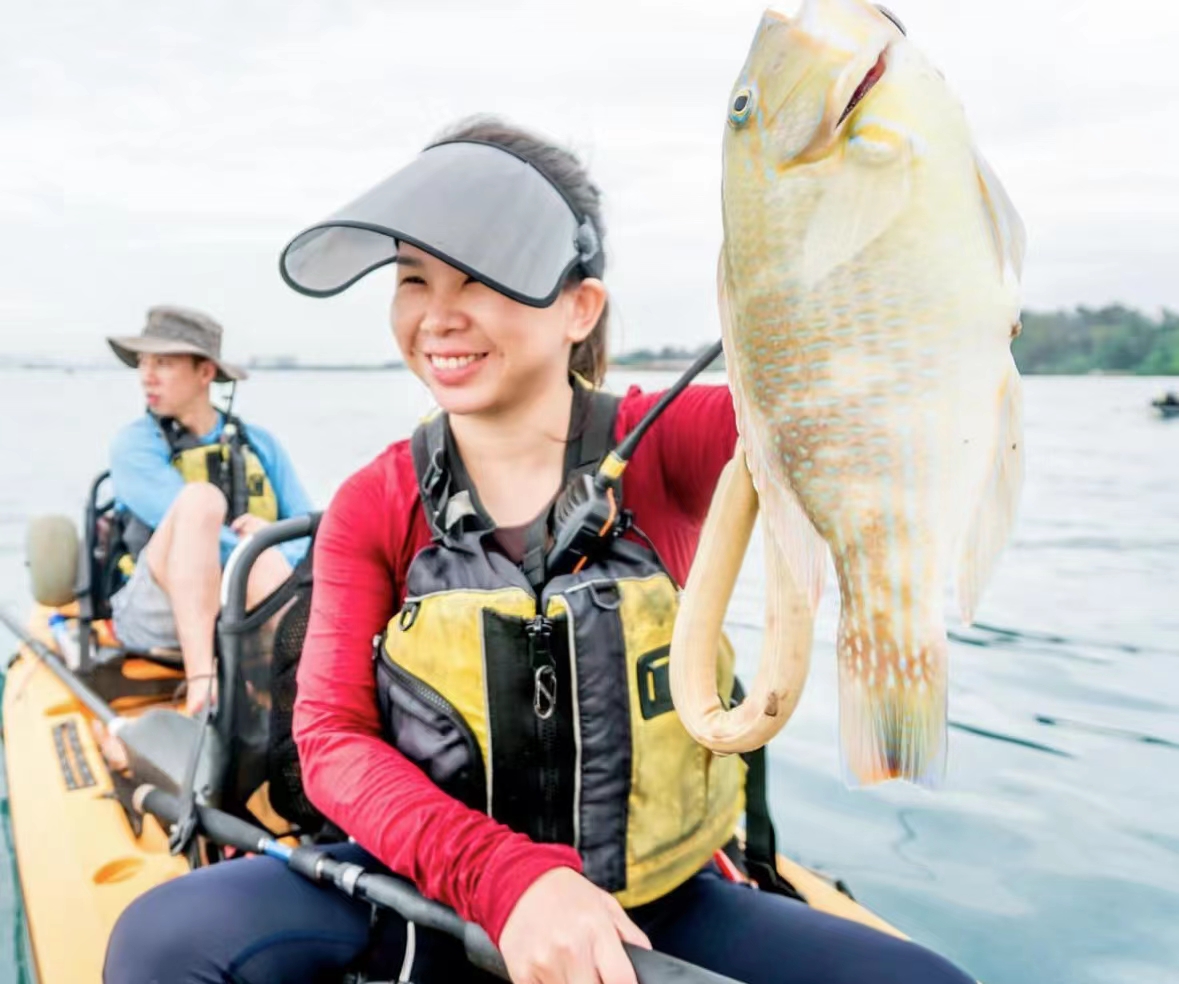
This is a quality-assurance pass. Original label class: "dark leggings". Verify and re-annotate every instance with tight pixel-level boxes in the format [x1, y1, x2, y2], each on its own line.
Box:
[103, 844, 974, 984]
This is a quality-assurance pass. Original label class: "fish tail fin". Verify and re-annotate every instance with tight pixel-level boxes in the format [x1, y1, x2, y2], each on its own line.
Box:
[837, 624, 947, 788]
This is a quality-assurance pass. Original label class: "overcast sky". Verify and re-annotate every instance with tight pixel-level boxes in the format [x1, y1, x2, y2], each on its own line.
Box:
[0, 0, 1172, 364]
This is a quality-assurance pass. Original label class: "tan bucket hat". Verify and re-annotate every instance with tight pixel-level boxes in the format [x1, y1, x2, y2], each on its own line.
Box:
[107, 306, 248, 383]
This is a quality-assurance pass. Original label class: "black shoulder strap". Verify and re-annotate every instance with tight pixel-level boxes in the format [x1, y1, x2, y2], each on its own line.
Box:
[223, 413, 254, 450]
[729, 677, 806, 902]
[410, 412, 453, 539]
[155, 415, 194, 457]
[156, 411, 250, 456]
[521, 385, 621, 589]
[564, 383, 622, 478]
[410, 383, 622, 547]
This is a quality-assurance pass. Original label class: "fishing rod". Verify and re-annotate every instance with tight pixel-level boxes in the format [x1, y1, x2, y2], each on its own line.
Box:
[135, 784, 742, 984]
[547, 339, 724, 576]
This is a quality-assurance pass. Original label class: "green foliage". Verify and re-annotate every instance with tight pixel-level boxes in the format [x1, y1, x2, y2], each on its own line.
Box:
[1013, 306, 1179, 375]
[611, 308, 1179, 375]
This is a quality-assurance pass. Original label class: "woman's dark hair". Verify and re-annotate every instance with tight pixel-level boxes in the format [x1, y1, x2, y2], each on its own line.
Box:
[427, 116, 610, 386]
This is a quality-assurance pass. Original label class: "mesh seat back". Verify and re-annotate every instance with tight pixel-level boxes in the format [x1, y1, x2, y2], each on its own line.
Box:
[267, 587, 331, 834]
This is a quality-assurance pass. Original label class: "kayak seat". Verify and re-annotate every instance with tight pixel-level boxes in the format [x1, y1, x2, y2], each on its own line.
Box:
[79, 651, 186, 707]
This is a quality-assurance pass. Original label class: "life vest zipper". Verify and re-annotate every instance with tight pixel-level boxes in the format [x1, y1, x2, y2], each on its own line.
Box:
[526, 614, 561, 841]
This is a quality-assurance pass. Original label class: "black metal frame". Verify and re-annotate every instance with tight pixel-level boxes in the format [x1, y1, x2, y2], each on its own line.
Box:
[210, 512, 321, 811]
[75, 470, 116, 669]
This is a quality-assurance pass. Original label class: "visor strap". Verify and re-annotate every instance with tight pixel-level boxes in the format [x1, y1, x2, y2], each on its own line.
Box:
[575, 219, 604, 279]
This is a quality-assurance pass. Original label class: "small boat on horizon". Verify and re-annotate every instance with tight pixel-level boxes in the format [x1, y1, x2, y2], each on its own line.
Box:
[1151, 391, 1179, 418]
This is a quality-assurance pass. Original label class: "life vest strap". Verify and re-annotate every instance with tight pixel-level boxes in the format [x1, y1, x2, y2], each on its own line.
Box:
[410, 382, 622, 556]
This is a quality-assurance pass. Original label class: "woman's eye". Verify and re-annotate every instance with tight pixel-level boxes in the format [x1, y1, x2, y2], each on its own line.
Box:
[399, 275, 425, 286]
[463, 275, 479, 286]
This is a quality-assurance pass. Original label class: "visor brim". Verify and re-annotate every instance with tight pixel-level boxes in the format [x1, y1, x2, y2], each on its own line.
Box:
[278, 140, 600, 308]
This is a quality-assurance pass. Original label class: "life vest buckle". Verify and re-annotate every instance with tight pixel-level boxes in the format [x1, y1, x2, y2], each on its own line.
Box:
[398, 601, 420, 631]
[533, 665, 558, 719]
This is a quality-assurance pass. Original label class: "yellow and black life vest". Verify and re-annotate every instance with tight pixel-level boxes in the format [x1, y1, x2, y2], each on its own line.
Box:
[161, 413, 278, 525]
[375, 384, 745, 908]
[117, 413, 279, 571]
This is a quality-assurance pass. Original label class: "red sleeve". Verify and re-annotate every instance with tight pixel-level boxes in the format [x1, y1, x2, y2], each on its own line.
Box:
[293, 445, 581, 944]
[617, 383, 738, 524]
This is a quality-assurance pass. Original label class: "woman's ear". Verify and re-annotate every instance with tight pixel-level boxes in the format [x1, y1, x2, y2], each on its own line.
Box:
[565, 278, 608, 344]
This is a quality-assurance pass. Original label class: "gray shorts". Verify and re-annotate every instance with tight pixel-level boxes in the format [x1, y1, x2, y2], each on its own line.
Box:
[110, 559, 181, 653]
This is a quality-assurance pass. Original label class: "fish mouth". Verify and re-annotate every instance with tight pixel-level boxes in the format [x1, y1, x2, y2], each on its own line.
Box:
[837, 47, 888, 126]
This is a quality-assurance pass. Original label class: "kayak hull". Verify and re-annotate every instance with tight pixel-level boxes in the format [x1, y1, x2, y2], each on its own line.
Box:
[2, 613, 189, 984]
[3, 605, 905, 981]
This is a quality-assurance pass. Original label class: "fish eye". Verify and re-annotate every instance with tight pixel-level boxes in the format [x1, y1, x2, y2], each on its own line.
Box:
[729, 87, 754, 127]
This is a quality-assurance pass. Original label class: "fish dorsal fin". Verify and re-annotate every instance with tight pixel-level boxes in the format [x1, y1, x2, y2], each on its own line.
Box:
[974, 149, 1026, 283]
[800, 120, 912, 288]
[956, 358, 1024, 624]
[718, 251, 828, 612]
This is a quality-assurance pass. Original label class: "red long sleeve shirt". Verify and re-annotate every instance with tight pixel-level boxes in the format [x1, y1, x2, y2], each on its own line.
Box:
[293, 383, 738, 943]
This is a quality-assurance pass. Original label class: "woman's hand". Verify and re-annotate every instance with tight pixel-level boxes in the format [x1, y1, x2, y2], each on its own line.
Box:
[498, 867, 651, 984]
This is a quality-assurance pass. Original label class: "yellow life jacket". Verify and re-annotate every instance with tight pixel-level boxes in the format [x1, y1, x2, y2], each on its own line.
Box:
[117, 413, 279, 575]
[163, 414, 278, 524]
[375, 385, 745, 908]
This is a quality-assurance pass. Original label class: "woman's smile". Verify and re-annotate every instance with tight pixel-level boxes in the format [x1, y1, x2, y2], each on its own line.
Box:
[423, 350, 490, 385]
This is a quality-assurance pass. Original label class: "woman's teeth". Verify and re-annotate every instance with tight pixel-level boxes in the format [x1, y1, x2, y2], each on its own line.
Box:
[429, 354, 484, 370]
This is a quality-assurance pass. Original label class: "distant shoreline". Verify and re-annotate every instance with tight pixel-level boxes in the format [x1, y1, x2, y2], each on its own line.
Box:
[0, 360, 1172, 377]
[3, 304, 1177, 375]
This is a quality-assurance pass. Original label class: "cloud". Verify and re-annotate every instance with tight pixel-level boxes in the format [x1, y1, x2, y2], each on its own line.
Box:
[1, 0, 1177, 360]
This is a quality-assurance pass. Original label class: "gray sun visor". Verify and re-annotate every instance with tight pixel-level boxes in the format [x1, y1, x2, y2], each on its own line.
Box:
[279, 140, 602, 307]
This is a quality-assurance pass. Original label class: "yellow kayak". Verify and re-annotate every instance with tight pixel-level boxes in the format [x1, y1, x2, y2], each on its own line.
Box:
[3, 601, 902, 983]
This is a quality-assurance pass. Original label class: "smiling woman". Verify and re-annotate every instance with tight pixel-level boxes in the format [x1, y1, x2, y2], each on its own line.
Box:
[101, 112, 976, 984]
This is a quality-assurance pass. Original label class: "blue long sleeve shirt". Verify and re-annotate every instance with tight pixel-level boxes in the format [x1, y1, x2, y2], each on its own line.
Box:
[110, 412, 313, 569]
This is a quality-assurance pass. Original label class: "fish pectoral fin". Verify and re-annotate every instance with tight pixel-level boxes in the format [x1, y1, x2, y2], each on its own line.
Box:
[800, 125, 911, 288]
[956, 360, 1025, 625]
[758, 471, 828, 613]
[975, 148, 1027, 283]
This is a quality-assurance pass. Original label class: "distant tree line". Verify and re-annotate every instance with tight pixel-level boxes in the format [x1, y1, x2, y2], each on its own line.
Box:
[1014, 306, 1179, 375]
[611, 306, 1179, 376]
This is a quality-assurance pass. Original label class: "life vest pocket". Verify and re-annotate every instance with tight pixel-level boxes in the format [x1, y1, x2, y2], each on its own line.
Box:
[375, 651, 487, 812]
[610, 577, 712, 866]
[626, 697, 709, 863]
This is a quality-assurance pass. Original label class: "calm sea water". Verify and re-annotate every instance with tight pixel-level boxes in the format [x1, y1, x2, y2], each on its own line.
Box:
[1, 367, 1177, 984]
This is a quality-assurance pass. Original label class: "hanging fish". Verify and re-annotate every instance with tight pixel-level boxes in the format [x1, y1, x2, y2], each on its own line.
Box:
[670, 0, 1026, 785]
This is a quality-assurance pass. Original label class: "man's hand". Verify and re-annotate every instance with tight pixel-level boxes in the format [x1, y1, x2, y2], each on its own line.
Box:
[498, 867, 651, 984]
[185, 674, 218, 717]
[230, 514, 271, 538]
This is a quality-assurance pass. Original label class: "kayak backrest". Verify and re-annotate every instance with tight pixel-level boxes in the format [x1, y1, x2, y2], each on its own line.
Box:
[266, 581, 337, 837]
[213, 513, 340, 839]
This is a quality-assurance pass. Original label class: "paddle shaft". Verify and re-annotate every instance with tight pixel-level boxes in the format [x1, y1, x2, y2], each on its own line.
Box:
[0, 606, 116, 725]
[135, 786, 742, 984]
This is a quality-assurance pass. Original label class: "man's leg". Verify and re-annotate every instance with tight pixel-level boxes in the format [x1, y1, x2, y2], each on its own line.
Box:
[142, 483, 294, 712]
[140, 482, 226, 709]
[98, 484, 296, 765]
